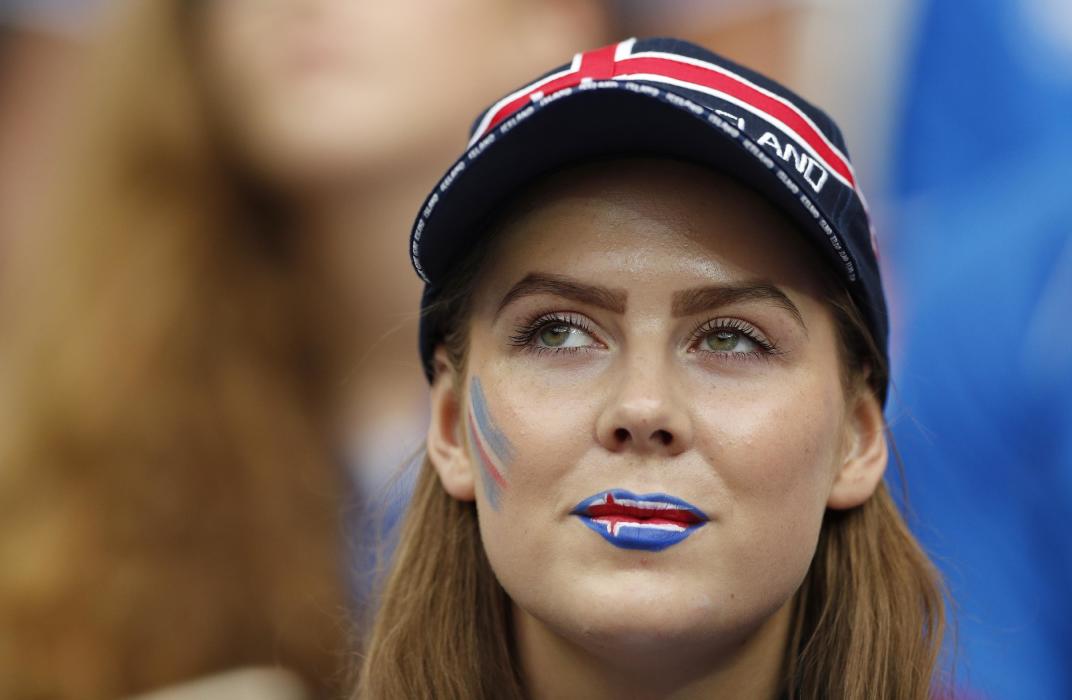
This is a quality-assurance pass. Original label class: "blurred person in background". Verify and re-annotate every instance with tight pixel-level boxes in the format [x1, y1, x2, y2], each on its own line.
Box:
[0, 0, 352, 695]
[0, 0, 611, 698]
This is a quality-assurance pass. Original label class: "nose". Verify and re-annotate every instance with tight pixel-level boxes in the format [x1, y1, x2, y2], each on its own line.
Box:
[595, 356, 694, 457]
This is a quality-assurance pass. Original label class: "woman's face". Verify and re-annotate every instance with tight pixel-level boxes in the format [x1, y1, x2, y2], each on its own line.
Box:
[429, 159, 885, 670]
[199, 0, 605, 189]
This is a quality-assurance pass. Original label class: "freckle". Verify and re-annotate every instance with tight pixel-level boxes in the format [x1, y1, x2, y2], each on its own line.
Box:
[730, 593, 735, 599]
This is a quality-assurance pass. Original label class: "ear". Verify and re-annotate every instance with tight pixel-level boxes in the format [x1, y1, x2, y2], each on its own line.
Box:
[827, 388, 888, 510]
[427, 347, 476, 502]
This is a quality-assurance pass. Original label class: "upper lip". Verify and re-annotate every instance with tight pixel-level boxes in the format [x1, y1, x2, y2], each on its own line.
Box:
[571, 489, 709, 525]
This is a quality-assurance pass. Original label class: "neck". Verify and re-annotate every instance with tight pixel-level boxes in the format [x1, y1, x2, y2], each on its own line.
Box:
[515, 598, 791, 700]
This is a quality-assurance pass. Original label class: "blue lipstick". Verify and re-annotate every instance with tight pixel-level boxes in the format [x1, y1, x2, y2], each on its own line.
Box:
[571, 489, 709, 552]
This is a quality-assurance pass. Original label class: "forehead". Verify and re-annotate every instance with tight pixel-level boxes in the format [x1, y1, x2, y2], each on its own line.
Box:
[478, 158, 832, 298]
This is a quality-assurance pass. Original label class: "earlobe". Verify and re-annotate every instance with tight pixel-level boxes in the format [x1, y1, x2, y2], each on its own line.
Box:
[827, 389, 888, 510]
[427, 347, 476, 502]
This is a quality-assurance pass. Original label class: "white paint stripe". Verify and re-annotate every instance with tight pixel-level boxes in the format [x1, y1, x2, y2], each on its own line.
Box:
[470, 410, 510, 484]
[587, 495, 695, 512]
[597, 519, 688, 536]
[600, 498, 688, 511]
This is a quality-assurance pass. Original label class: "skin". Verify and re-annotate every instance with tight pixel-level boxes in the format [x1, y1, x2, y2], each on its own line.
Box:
[430, 159, 889, 699]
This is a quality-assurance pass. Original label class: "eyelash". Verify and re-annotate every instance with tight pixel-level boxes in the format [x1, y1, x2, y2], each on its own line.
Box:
[687, 317, 780, 361]
[508, 312, 781, 360]
[508, 311, 600, 356]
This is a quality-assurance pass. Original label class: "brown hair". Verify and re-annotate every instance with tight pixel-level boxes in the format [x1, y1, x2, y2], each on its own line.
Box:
[357, 203, 948, 698]
[0, 2, 352, 697]
[779, 292, 947, 698]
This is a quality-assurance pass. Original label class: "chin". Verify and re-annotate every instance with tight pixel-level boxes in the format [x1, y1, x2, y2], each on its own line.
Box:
[251, 132, 369, 189]
[524, 567, 793, 667]
[558, 574, 743, 649]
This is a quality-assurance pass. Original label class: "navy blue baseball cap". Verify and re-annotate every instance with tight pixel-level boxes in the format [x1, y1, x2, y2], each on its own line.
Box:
[411, 37, 888, 398]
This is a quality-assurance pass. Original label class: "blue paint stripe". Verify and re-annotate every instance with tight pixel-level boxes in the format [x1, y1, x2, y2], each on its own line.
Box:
[469, 377, 513, 465]
[467, 415, 501, 509]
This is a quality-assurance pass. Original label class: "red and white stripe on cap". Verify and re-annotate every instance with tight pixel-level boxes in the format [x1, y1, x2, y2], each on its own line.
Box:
[469, 38, 858, 192]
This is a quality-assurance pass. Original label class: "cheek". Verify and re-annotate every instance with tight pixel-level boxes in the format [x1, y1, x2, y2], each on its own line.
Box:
[465, 361, 604, 566]
[470, 366, 600, 498]
[464, 377, 515, 510]
[694, 377, 844, 576]
[467, 368, 599, 591]
[698, 364, 844, 486]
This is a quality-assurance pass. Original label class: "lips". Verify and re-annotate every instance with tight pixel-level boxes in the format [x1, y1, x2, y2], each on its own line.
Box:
[571, 489, 709, 552]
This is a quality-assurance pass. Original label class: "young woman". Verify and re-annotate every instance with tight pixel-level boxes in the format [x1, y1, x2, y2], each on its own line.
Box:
[358, 38, 947, 699]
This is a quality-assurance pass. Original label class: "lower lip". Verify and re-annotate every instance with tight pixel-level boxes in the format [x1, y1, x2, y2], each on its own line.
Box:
[572, 490, 708, 552]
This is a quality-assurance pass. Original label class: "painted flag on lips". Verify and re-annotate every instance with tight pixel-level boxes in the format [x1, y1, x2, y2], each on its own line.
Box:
[572, 490, 708, 552]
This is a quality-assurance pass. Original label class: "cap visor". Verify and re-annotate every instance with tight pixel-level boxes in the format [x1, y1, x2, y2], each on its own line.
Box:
[413, 82, 856, 294]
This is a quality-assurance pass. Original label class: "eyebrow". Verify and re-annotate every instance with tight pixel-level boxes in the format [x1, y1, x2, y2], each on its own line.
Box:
[496, 273, 627, 318]
[495, 273, 806, 332]
[672, 282, 807, 331]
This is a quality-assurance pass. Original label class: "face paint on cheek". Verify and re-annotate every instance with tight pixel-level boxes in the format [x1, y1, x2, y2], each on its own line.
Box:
[467, 377, 513, 510]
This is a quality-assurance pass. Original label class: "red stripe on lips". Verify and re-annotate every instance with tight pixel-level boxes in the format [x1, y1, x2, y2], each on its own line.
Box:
[585, 493, 704, 527]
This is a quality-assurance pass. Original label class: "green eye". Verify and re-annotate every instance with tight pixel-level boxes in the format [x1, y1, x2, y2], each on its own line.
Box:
[705, 330, 741, 352]
[700, 326, 765, 354]
[539, 324, 572, 347]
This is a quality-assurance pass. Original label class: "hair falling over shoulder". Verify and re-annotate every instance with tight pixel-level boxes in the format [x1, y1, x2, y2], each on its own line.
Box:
[783, 483, 947, 698]
[355, 462, 525, 700]
[0, 1, 350, 697]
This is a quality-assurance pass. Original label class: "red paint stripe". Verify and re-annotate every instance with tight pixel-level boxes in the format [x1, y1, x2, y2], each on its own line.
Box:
[468, 410, 508, 489]
[615, 56, 853, 186]
[586, 503, 701, 525]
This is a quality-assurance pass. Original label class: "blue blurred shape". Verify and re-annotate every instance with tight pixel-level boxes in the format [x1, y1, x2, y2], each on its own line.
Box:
[889, 0, 1072, 698]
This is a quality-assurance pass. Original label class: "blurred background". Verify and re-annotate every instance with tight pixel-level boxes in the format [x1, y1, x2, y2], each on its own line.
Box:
[0, 0, 1067, 698]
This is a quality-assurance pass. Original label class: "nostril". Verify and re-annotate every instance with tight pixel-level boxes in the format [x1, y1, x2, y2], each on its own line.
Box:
[614, 428, 630, 443]
[652, 429, 673, 446]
